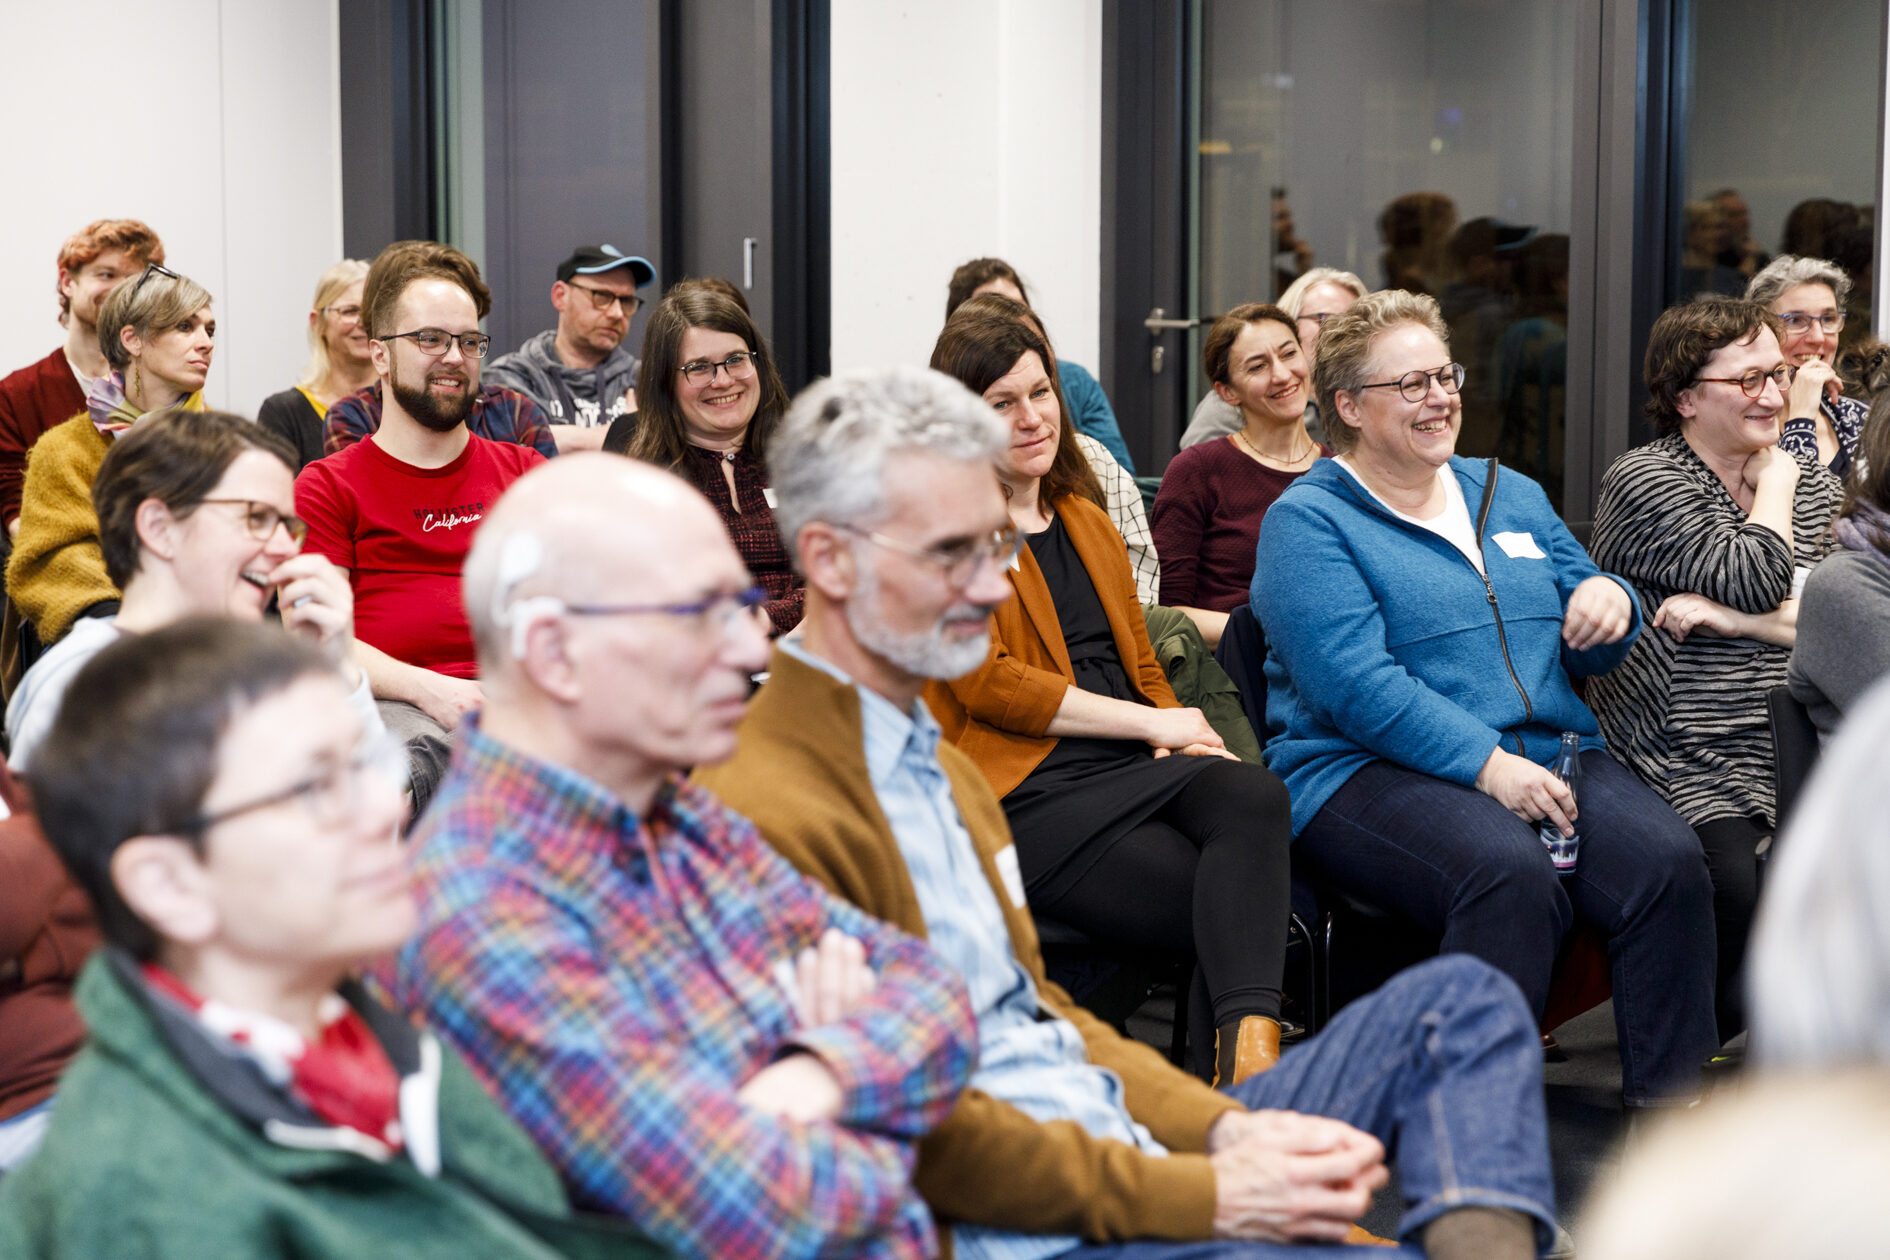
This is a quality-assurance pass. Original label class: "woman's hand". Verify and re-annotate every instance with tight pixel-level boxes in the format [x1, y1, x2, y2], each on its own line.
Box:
[1143, 705, 1225, 755]
[1786, 357, 1841, 418]
[1562, 576, 1633, 650]
[1155, 742, 1241, 761]
[1740, 443, 1801, 495]
[1474, 747, 1576, 837]
[1652, 592, 1746, 643]
[271, 554, 358, 677]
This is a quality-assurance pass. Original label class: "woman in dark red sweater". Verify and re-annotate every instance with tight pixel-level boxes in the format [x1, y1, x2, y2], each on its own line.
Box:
[1151, 304, 1328, 648]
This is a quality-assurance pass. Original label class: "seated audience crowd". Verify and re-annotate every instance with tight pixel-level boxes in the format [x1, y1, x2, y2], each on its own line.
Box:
[2, 206, 1884, 1260]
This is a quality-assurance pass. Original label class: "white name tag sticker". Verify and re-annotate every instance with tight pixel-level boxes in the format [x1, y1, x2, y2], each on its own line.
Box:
[762, 487, 778, 509]
[1791, 565, 1811, 600]
[1493, 531, 1547, 560]
[993, 845, 1029, 909]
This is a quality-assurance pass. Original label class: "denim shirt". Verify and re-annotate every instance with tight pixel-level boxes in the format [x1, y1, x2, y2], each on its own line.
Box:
[779, 639, 1162, 1260]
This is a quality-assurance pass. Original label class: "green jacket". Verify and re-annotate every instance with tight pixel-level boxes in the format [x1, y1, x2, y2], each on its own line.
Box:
[0, 952, 664, 1259]
[1141, 604, 1264, 764]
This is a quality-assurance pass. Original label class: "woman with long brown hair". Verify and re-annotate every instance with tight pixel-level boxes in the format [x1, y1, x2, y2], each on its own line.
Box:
[613, 287, 801, 634]
[926, 303, 1293, 1085]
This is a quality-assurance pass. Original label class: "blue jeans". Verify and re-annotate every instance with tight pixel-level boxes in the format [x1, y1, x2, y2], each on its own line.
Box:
[1295, 752, 1718, 1104]
[1076, 956, 1555, 1257]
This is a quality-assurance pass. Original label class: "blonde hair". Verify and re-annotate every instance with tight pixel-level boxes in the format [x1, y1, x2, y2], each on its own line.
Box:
[1310, 289, 1451, 455]
[299, 259, 370, 390]
[98, 270, 213, 373]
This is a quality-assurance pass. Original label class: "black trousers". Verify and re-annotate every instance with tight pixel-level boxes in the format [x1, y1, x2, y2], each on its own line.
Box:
[1029, 757, 1291, 1025]
[1693, 814, 1767, 1044]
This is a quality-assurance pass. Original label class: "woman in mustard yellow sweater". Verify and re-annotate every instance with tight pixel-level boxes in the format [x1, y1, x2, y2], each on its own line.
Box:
[8, 266, 212, 644]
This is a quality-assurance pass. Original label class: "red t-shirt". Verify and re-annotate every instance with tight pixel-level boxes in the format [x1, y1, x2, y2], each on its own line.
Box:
[0, 347, 88, 526]
[296, 434, 544, 677]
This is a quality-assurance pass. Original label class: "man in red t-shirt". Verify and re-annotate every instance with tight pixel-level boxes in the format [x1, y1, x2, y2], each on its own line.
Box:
[297, 242, 544, 807]
[0, 220, 166, 537]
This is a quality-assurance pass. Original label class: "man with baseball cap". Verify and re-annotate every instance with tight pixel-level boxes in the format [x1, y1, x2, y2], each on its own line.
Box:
[486, 245, 654, 452]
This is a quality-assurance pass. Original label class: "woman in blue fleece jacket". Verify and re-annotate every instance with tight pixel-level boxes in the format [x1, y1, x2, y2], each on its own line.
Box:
[1252, 290, 1719, 1107]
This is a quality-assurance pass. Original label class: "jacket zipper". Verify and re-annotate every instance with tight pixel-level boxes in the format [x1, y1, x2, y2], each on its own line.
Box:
[1471, 460, 1532, 753]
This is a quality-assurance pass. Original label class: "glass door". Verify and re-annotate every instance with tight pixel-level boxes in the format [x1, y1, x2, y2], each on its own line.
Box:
[1188, 0, 1579, 506]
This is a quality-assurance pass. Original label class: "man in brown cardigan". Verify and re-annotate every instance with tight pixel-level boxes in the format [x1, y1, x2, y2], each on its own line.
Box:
[695, 368, 1561, 1260]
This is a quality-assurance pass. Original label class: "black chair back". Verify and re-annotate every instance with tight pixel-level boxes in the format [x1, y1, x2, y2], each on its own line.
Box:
[1215, 603, 1270, 741]
[1768, 685, 1821, 833]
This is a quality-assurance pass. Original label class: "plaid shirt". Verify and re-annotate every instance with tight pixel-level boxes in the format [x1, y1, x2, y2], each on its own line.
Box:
[1075, 433, 1160, 605]
[323, 380, 559, 460]
[680, 444, 804, 633]
[387, 716, 976, 1260]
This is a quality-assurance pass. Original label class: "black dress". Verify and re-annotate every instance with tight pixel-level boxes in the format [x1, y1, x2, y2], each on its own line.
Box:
[257, 387, 327, 472]
[1000, 514, 1213, 903]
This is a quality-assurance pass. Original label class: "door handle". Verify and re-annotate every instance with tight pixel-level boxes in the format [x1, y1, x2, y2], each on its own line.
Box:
[1144, 306, 1209, 332]
[743, 237, 759, 289]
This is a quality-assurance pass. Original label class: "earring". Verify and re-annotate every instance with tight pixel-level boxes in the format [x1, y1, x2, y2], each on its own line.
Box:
[132, 361, 145, 404]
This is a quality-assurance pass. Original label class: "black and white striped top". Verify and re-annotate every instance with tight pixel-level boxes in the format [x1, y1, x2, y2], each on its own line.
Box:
[1587, 432, 1840, 828]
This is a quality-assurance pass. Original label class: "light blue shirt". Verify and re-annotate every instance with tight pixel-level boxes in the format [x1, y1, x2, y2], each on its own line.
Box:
[778, 639, 1162, 1260]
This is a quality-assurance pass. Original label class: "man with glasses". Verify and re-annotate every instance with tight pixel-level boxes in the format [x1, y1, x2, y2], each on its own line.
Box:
[1, 618, 665, 1258]
[296, 241, 547, 816]
[0, 219, 165, 539]
[487, 244, 652, 451]
[698, 367, 1565, 1260]
[321, 241, 558, 462]
[383, 453, 976, 1259]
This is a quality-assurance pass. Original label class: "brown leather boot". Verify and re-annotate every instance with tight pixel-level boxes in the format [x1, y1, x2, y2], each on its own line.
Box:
[1210, 1015, 1282, 1087]
[1341, 1223, 1399, 1247]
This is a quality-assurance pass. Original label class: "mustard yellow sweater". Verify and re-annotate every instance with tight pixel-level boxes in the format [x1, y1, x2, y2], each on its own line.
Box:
[6, 415, 115, 644]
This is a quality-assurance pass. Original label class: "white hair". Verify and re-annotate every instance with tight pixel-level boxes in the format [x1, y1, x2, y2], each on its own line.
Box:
[1750, 675, 1890, 1067]
[770, 366, 1007, 569]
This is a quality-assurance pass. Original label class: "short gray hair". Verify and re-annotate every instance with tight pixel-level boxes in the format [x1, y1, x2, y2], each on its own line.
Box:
[771, 367, 1008, 568]
[1279, 267, 1369, 318]
[1310, 289, 1451, 456]
[1746, 254, 1853, 311]
[1750, 676, 1890, 1068]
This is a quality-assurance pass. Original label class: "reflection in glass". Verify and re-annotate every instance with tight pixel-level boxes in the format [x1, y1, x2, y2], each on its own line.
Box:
[1192, 0, 1576, 505]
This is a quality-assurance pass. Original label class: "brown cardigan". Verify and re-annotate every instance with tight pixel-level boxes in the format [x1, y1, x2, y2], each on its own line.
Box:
[695, 647, 1237, 1246]
[925, 494, 1180, 800]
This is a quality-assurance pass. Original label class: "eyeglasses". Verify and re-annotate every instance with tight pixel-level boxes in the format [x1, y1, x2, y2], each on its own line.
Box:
[196, 499, 309, 543]
[561, 585, 770, 637]
[1694, 364, 1797, 397]
[321, 303, 363, 323]
[178, 731, 409, 835]
[1776, 311, 1846, 336]
[840, 524, 1022, 588]
[379, 328, 493, 359]
[126, 262, 182, 302]
[1355, 362, 1466, 403]
[1295, 311, 1341, 327]
[565, 281, 641, 317]
[679, 351, 758, 385]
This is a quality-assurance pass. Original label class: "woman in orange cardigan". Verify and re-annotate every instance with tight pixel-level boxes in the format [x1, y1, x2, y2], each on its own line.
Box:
[927, 306, 1293, 1084]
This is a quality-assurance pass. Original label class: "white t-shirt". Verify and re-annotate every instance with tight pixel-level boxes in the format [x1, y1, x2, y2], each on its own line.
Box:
[1334, 457, 1485, 574]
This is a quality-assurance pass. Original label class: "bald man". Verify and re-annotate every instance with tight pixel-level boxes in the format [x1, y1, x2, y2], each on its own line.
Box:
[380, 454, 976, 1260]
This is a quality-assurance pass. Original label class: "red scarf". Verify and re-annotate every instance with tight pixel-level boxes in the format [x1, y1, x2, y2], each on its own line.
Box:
[142, 964, 403, 1149]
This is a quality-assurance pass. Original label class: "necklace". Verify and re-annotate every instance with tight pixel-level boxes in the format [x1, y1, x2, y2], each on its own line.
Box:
[1233, 426, 1314, 468]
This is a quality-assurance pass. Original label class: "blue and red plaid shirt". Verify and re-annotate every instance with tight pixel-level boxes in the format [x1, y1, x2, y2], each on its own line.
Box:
[386, 715, 976, 1260]
[323, 380, 559, 460]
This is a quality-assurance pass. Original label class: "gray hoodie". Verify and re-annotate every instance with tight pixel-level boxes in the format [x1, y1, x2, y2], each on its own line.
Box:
[485, 329, 640, 428]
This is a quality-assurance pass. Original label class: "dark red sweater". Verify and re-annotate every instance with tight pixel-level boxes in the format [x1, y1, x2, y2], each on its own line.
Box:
[0, 348, 87, 526]
[1150, 435, 1325, 612]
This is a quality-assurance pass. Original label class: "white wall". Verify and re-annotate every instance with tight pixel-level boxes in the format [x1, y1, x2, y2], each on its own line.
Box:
[829, 0, 1103, 374]
[0, 0, 342, 419]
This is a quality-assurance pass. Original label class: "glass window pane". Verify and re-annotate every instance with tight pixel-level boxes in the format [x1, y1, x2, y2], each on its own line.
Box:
[1672, 1, 1883, 363]
[1193, 0, 1578, 506]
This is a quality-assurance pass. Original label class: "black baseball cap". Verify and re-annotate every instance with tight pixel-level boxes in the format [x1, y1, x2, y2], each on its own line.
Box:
[557, 245, 655, 287]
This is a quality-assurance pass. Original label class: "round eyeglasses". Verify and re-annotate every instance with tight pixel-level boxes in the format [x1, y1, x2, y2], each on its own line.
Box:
[196, 499, 309, 544]
[1693, 364, 1796, 398]
[565, 281, 641, 317]
[179, 731, 409, 835]
[1355, 362, 1466, 403]
[1776, 311, 1845, 337]
[679, 351, 758, 385]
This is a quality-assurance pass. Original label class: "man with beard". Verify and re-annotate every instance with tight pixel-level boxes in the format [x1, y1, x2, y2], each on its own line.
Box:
[296, 241, 545, 816]
[485, 244, 652, 450]
[0, 219, 165, 536]
[696, 367, 1564, 1260]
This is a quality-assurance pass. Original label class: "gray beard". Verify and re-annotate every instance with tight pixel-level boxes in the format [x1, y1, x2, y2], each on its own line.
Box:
[846, 559, 994, 681]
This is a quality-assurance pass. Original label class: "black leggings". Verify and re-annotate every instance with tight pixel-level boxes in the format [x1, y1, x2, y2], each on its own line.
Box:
[1693, 814, 1766, 1044]
[1029, 758, 1291, 1025]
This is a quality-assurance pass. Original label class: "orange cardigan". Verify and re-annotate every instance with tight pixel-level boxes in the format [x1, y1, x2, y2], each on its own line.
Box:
[925, 494, 1179, 800]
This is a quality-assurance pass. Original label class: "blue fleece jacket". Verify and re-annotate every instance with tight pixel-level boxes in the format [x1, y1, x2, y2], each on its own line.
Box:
[1252, 456, 1641, 834]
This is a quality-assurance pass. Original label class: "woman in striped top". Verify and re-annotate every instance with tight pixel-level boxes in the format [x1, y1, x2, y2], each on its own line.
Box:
[1588, 296, 1842, 1042]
